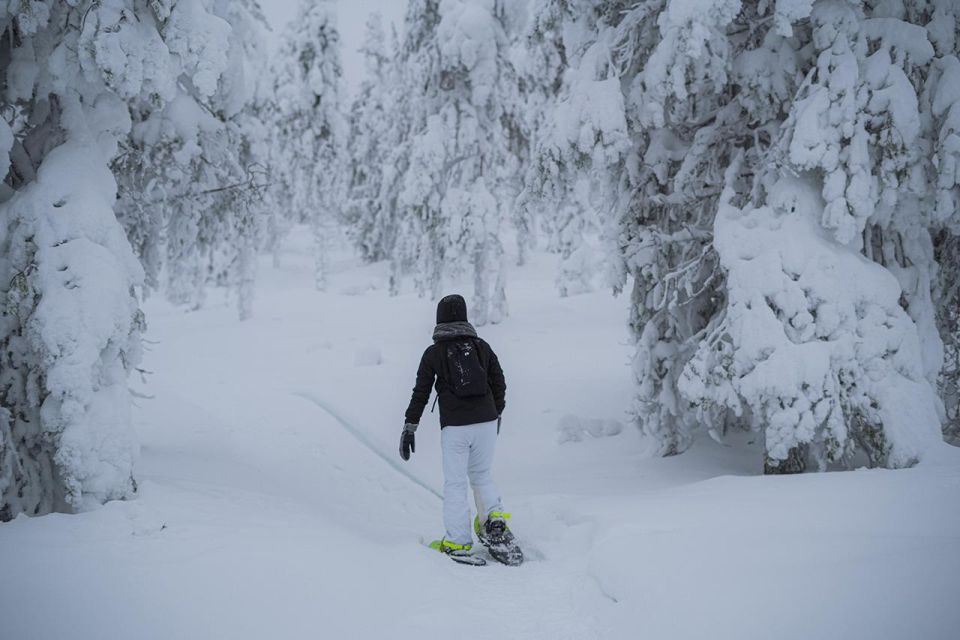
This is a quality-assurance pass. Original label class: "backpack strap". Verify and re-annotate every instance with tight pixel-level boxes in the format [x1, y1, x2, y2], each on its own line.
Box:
[438, 341, 453, 394]
[431, 341, 453, 413]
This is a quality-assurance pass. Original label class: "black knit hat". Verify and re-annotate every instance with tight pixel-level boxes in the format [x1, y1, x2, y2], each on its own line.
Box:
[436, 294, 468, 324]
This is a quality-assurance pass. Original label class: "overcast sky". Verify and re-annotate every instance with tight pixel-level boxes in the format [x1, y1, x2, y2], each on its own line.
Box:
[262, 0, 407, 98]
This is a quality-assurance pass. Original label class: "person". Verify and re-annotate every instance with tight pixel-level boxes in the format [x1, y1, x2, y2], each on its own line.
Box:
[400, 294, 510, 562]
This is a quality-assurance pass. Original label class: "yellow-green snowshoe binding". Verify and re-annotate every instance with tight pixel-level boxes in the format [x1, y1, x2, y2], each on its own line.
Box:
[428, 538, 486, 566]
[474, 512, 524, 566]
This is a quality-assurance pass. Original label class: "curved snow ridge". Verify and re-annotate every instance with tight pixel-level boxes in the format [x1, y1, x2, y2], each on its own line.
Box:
[292, 390, 443, 500]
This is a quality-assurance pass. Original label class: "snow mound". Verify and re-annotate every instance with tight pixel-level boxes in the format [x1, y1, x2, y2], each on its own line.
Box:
[557, 414, 624, 444]
[338, 282, 378, 296]
[354, 346, 383, 367]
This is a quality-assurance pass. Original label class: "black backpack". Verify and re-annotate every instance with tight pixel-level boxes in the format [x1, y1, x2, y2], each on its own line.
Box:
[442, 339, 488, 398]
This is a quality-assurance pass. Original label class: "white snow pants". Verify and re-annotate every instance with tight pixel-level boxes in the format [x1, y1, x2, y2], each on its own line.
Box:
[441, 419, 503, 545]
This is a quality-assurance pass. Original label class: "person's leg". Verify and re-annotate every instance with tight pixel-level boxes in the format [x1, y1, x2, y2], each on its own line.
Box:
[467, 419, 503, 523]
[441, 426, 473, 545]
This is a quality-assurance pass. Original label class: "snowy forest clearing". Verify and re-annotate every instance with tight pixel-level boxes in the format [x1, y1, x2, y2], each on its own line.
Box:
[1, 234, 958, 640]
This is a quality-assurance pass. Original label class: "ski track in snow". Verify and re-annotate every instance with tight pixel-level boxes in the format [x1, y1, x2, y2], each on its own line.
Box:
[1, 238, 959, 639]
[292, 390, 444, 500]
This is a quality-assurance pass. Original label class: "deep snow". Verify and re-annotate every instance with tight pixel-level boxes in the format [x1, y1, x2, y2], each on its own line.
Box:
[1, 231, 959, 640]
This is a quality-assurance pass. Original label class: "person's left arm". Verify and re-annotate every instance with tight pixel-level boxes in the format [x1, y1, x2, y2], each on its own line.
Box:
[486, 344, 506, 416]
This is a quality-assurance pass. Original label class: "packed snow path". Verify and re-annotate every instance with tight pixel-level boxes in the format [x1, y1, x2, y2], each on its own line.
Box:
[2, 238, 959, 639]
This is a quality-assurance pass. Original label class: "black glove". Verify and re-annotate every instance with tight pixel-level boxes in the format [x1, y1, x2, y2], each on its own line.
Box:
[400, 423, 417, 461]
[497, 415, 502, 434]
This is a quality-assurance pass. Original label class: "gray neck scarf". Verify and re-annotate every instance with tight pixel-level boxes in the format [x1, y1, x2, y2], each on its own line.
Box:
[433, 321, 478, 342]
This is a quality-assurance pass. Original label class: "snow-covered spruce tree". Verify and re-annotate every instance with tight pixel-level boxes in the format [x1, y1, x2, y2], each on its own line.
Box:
[683, 0, 957, 471]
[616, 0, 786, 461]
[271, 0, 345, 292]
[382, 0, 442, 295]
[937, 227, 960, 443]
[204, 0, 273, 321]
[520, 0, 611, 294]
[926, 5, 960, 444]
[114, 0, 272, 320]
[0, 0, 272, 521]
[395, 0, 526, 325]
[0, 1, 146, 520]
[498, 2, 535, 267]
[345, 13, 396, 263]
[527, 0, 957, 471]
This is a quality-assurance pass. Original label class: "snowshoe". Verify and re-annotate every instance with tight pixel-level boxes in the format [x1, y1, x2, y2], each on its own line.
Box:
[428, 538, 487, 566]
[474, 512, 524, 566]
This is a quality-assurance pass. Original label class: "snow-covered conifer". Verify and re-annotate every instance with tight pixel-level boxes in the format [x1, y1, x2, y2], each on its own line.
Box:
[271, 0, 345, 291]
[0, 1, 154, 520]
[0, 0, 273, 520]
[520, 0, 607, 289]
[525, 0, 958, 470]
[114, 0, 272, 319]
[395, 0, 526, 324]
[345, 13, 396, 263]
[497, 1, 535, 266]
[384, 0, 442, 295]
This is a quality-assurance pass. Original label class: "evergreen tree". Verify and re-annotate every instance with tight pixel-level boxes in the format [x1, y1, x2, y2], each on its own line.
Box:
[381, 0, 442, 295]
[114, 0, 272, 320]
[271, 0, 345, 291]
[394, 0, 525, 324]
[0, 0, 275, 520]
[520, 0, 603, 290]
[526, 0, 959, 471]
[0, 0, 265, 520]
[345, 13, 395, 263]
[497, 0, 535, 267]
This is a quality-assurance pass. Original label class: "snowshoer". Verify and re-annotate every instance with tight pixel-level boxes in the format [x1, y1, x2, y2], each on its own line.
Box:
[400, 294, 520, 565]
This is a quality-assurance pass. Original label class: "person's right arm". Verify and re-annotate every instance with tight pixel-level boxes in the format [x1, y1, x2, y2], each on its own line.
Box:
[404, 347, 435, 425]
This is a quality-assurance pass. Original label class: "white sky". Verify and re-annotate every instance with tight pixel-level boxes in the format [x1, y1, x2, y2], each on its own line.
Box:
[262, 0, 407, 97]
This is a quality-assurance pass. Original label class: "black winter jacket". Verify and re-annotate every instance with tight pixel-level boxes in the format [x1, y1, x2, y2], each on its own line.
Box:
[404, 338, 506, 427]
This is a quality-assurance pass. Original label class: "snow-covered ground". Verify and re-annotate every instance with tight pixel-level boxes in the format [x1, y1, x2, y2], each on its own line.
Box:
[2, 232, 959, 640]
